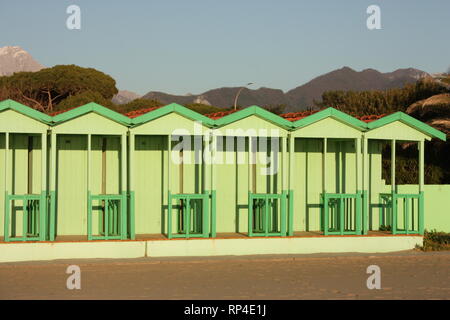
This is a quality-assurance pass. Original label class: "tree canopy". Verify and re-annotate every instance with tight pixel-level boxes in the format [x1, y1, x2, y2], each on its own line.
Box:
[315, 78, 448, 116]
[0, 65, 118, 112]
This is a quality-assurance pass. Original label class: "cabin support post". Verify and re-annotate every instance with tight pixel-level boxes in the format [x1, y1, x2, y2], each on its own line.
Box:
[323, 137, 328, 235]
[288, 134, 294, 236]
[87, 134, 92, 240]
[120, 133, 127, 240]
[40, 132, 47, 241]
[128, 132, 135, 239]
[4, 132, 9, 241]
[49, 132, 57, 241]
[167, 134, 172, 239]
[362, 137, 369, 235]
[418, 139, 425, 235]
[391, 139, 397, 235]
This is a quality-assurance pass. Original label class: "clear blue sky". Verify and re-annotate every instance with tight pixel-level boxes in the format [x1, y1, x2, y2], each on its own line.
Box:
[1, 0, 449, 95]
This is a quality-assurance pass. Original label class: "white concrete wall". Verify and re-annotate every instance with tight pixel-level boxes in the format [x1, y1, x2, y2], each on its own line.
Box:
[0, 236, 423, 263]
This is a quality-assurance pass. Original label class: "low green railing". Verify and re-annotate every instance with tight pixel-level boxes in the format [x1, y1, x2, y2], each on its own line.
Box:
[322, 192, 362, 235]
[167, 191, 215, 239]
[379, 192, 423, 235]
[248, 192, 288, 237]
[88, 193, 127, 240]
[4, 193, 46, 242]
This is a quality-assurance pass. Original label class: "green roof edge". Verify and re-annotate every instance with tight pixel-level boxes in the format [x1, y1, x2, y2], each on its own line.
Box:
[0, 99, 53, 124]
[213, 106, 294, 129]
[367, 112, 447, 141]
[52, 102, 131, 126]
[131, 103, 215, 127]
[291, 107, 368, 131]
[0, 100, 446, 141]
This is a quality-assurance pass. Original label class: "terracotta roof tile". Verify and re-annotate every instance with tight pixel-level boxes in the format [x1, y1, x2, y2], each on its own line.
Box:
[205, 109, 239, 119]
[124, 106, 161, 118]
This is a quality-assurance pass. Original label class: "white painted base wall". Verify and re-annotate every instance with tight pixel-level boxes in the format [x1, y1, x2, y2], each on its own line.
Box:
[0, 236, 423, 263]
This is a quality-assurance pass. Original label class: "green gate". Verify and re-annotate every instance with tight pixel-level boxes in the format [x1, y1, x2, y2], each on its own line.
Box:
[4, 193, 47, 241]
[248, 192, 287, 237]
[379, 192, 423, 235]
[322, 192, 362, 235]
[87, 193, 127, 240]
[167, 191, 214, 239]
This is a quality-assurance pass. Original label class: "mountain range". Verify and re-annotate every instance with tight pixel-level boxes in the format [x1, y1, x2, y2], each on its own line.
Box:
[141, 67, 429, 111]
[0, 46, 430, 112]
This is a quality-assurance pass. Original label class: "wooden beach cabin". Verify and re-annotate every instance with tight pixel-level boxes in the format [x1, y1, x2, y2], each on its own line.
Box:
[288, 108, 367, 236]
[212, 107, 294, 237]
[49, 103, 131, 241]
[129, 103, 216, 239]
[0, 100, 52, 241]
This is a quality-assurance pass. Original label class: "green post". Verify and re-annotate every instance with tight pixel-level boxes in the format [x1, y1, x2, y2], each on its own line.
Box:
[248, 192, 253, 237]
[419, 191, 424, 235]
[339, 197, 344, 235]
[121, 191, 127, 240]
[87, 191, 92, 240]
[104, 197, 109, 239]
[418, 140, 425, 235]
[185, 197, 191, 239]
[356, 191, 362, 235]
[129, 191, 135, 239]
[280, 191, 286, 236]
[211, 190, 216, 237]
[264, 195, 269, 237]
[392, 192, 397, 235]
[167, 191, 172, 239]
[405, 197, 409, 235]
[288, 190, 294, 236]
[323, 194, 328, 236]
[22, 198, 28, 241]
[203, 191, 209, 238]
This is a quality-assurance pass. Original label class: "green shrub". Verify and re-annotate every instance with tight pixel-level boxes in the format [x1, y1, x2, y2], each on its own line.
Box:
[418, 230, 450, 251]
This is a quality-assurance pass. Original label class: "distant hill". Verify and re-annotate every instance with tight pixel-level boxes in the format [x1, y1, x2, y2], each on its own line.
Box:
[142, 67, 429, 112]
[285, 67, 429, 111]
[112, 90, 141, 104]
[144, 87, 289, 109]
[0, 46, 44, 76]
